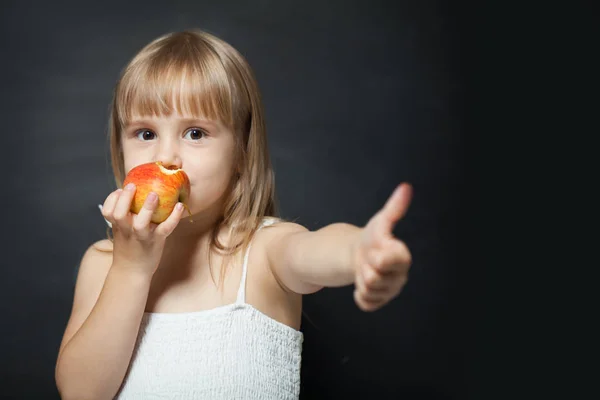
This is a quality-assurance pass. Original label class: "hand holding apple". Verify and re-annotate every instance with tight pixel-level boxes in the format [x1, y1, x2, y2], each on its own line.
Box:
[100, 162, 193, 275]
[122, 161, 192, 224]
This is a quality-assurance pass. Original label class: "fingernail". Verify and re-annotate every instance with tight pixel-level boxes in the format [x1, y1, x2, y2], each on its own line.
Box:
[116, 189, 123, 194]
[176, 203, 184, 211]
[147, 192, 158, 202]
[125, 183, 135, 191]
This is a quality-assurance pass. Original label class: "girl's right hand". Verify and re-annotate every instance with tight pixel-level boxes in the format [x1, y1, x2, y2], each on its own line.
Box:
[101, 183, 185, 276]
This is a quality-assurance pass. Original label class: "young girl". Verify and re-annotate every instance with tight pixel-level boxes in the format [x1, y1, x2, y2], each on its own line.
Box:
[55, 29, 413, 399]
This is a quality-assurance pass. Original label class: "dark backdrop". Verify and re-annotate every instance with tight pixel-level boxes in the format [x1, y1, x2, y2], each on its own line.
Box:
[1, 0, 471, 399]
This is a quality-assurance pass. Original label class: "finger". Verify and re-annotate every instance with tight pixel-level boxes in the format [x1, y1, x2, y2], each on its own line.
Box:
[154, 202, 185, 237]
[355, 271, 407, 312]
[131, 192, 159, 237]
[374, 239, 412, 274]
[354, 290, 385, 312]
[354, 266, 368, 296]
[355, 266, 390, 303]
[113, 183, 136, 224]
[381, 183, 413, 234]
[358, 288, 389, 304]
[101, 189, 123, 224]
[360, 262, 389, 292]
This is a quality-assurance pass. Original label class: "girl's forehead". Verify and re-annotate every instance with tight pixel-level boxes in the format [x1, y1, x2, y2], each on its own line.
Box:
[123, 111, 224, 131]
[128, 110, 211, 121]
[120, 91, 231, 129]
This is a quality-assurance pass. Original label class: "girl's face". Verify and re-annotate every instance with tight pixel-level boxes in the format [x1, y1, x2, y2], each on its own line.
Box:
[121, 112, 237, 219]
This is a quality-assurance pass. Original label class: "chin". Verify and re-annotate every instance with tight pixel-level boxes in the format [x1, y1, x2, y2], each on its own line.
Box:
[182, 198, 224, 221]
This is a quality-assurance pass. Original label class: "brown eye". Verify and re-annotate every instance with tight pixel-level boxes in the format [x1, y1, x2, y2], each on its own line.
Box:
[136, 130, 156, 140]
[184, 128, 205, 140]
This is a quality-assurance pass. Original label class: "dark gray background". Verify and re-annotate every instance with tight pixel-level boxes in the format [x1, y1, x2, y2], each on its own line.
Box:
[1, 0, 472, 398]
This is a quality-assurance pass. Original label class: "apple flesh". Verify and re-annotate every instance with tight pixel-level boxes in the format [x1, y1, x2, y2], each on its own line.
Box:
[122, 161, 192, 224]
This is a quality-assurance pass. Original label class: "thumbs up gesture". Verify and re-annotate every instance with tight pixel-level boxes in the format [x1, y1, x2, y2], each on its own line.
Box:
[353, 183, 413, 312]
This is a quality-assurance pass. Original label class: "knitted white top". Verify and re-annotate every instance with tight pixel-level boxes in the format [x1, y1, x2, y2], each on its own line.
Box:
[108, 217, 304, 399]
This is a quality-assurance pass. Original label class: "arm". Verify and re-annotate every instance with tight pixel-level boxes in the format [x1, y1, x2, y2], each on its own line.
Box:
[265, 222, 361, 293]
[267, 183, 414, 311]
[55, 241, 152, 400]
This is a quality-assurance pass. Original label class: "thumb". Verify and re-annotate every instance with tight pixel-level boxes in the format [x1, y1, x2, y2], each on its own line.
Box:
[381, 183, 413, 234]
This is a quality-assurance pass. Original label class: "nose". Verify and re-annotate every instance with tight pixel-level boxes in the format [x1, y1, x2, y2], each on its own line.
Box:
[156, 140, 182, 170]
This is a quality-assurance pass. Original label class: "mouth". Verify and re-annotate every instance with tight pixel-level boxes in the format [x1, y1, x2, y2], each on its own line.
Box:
[156, 162, 183, 175]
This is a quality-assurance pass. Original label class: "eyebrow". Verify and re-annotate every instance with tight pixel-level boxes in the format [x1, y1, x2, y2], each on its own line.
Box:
[125, 118, 219, 130]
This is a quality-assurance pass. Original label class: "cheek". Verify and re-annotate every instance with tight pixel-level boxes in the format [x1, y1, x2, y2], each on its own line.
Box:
[123, 159, 145, 176]
[187, 156, 235, 194]
[186, 173, 233, 213]
[121, 148, 148, 175]
[189, 165, 233, 191]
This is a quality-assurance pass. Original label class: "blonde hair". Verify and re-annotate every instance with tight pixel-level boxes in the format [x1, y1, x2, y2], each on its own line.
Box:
[105, 29, 285, 287]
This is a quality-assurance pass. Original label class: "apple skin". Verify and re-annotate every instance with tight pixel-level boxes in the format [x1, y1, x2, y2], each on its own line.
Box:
[122, 161, 191, 224]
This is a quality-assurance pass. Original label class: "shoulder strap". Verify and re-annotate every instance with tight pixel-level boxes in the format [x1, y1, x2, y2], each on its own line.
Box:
[235, 217, 277, 304]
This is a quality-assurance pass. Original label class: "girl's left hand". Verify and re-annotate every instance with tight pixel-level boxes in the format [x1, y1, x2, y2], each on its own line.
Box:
[353, 183, 413, 312]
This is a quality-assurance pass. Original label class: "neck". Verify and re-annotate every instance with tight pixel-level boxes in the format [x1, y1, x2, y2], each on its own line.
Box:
[159, 201, 232, 270]
[165, 179, 236, 245]
[165, 209, 218, 247]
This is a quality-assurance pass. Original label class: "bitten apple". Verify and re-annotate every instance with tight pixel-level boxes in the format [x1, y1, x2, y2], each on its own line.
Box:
[123, 161, 192, 224]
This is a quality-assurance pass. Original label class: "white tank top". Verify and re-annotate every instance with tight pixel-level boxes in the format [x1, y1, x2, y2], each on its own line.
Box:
[109, 217, 304, 399]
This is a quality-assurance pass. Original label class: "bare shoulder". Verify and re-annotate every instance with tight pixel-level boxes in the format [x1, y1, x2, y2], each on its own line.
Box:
[91, 238, 114, 252]
[260, 217, 309, 237]
[57, 240, 113, 359]
[243, 218, 309, 329]
[256, 218, 308, 261]
[75, 239, 114, 293]
[76, 240, 114, 288]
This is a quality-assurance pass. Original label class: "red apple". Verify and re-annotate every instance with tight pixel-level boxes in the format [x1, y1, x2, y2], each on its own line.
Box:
[122, 161, 192, 224]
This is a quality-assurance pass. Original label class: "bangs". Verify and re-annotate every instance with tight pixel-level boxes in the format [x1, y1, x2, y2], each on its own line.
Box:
[115, 42, 235, 128]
